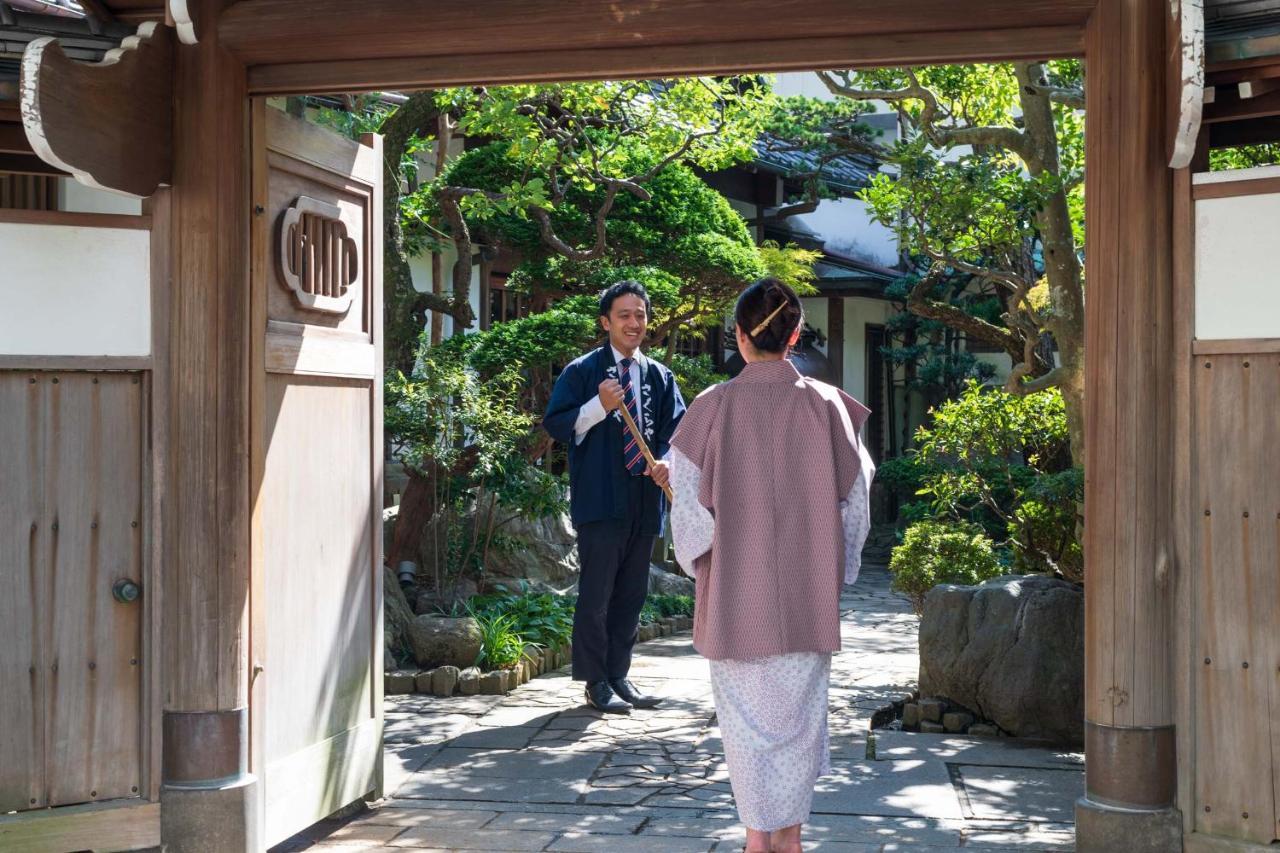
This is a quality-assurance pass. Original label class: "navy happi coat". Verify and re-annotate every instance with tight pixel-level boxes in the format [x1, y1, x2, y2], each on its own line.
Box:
[543, 345, 686, 535]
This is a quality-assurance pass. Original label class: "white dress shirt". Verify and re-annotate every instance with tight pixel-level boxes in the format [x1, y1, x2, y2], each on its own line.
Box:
[573, 345, 645, 445]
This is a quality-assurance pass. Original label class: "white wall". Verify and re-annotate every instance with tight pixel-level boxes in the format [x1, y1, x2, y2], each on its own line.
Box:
[413, 244, 482, 339]
[842, 297, 894, 406]
[1194, 169, 1280, 340]
[0, 222, 150, 356]
[788, 197, 899, 267]
[58, 177, 143, 215]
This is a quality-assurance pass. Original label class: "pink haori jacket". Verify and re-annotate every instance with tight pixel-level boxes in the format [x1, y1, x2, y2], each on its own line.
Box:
[669, 358, 874, 662]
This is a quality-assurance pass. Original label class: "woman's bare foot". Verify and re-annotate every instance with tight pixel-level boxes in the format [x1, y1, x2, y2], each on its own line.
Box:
[745, 826, 773, 852]
[769, 823, 803, 853]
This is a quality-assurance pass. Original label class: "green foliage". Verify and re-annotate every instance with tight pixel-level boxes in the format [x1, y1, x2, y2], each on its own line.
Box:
[889, 520, 1004, 614]
[471, 609, 526, 670]
[1210, 143, 1280, 172]
[429, 148, 764, 329]
[902, 381, 1083, 581]
[757, 240, 822, 295]
[640, 594, 695, 624]
[469, 585, 576, 649]
[647, 349, 729, 401]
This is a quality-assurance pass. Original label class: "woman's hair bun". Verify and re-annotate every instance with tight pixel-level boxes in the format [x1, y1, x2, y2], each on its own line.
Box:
[734, 277, 803, 354]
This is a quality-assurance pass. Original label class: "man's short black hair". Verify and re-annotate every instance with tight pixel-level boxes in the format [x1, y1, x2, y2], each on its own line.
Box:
[599, 280, 652, 318]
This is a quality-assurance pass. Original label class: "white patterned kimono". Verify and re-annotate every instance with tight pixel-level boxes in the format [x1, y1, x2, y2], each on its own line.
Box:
[670, 441, 873, 832]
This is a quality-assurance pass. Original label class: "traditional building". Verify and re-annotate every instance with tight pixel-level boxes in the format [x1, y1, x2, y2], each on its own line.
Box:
[3, 1, 1280, 852]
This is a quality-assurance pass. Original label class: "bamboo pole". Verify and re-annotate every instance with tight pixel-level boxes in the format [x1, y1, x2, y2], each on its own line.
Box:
[616, 403, 674, 503]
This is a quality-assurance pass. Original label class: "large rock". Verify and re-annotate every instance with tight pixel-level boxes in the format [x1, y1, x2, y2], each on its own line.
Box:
[482, 511, 580, 587]
[919, 574, 1084, 745]
[383, 566, 416, 670]
[407, 615, 483, 669]
[648, 564, 695, 597]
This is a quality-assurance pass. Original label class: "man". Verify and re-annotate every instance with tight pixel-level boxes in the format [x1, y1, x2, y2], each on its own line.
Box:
[544, 281, 686, 713]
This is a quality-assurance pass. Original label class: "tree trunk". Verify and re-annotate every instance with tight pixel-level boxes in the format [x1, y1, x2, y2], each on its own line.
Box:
[1015, 63, 1086, 464]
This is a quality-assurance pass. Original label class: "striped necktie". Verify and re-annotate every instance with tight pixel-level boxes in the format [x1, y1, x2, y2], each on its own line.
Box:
[619, 357, 646, 476]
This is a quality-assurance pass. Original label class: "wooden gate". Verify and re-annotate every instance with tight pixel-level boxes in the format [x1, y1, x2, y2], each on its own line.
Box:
[249, 102, 384, 847]
[0, 371, 148, 813]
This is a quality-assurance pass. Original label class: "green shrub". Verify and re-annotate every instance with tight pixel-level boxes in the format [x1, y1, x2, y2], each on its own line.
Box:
[469, 585, 576, 649]
[641, 594, 695, 624]
[472, 609, 526, 670]
[907, 381, 1083, 582]
[889, 521, 1004, 615]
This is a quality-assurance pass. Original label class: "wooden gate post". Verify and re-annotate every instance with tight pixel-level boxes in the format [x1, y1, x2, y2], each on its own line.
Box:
[1076, 0, 1182, 849]
[158, 1, 260, 850]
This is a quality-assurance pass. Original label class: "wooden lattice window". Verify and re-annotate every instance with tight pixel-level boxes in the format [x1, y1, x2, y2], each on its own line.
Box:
[0, 173, 58, 210]
[278, 196, 360, 314]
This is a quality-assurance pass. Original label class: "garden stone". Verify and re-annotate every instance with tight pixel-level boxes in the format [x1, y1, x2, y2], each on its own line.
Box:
[480, 671, 505, 695]
[920, 720, 946, 734]
[919, 698, 945, 723]
[415, 669, 436, 693]
[458, 667, 482, 695]
[902, 703, 921, 728]
[407, 615, 483, 669]
[648, 564, 695, 597]
[431, 665, 460, 697]
[482, 510, 580, 586]
[920, 574, 1084, 744]
[969, 723, 999, 737]
[385, 670, 416, 695]
[943, 711, 975, 733]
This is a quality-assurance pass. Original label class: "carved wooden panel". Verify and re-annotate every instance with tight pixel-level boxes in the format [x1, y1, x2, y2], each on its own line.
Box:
[265, 109, 377, 339]
[277, 196, 360, 315]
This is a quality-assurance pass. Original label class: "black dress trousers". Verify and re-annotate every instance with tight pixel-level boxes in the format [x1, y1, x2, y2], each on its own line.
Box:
[572, 476, 654, 683]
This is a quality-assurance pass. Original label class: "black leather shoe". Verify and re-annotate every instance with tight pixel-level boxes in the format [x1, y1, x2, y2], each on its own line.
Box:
[609, 678, 662, 709]
[585, 681, 632, 714]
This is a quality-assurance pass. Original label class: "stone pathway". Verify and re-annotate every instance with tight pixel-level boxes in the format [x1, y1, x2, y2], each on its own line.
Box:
[277, 567, 1083, 852]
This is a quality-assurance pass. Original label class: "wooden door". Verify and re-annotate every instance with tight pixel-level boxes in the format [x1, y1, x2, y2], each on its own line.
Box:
[249, 103, 384, 847]
[0, 371, 147, 812]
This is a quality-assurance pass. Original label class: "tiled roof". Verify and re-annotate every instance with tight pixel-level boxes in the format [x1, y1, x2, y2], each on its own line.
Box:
[752, 132, 880, 194]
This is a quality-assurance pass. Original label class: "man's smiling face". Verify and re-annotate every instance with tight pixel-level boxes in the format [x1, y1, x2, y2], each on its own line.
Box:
[601, 293, 648, 356]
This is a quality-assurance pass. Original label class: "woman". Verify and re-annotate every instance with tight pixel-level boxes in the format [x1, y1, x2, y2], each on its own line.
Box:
[669, 278, 874, 853]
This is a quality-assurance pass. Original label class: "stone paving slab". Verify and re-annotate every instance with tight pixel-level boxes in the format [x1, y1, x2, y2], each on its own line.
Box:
[276, 566, 1083, 853]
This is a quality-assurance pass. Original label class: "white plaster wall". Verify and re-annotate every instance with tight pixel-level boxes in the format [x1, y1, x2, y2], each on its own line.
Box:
[58, 178, 143, 215]
[0, 223, 150, 355]
[788, 197, 898, 267]
[800, 296, 828, 357]
[413, 243, 482, 339]
[1194, 190, 1280, 340]
[842, 297, 893, 405]
[973, 351, 1015, 384]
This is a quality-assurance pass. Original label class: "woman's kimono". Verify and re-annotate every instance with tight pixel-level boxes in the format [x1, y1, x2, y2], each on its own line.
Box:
[668, 357, 874, 832]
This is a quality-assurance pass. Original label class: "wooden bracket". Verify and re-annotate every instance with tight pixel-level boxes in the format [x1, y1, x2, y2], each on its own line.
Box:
[20, 22, 173, 198]
[1168, 0, 1205, 169]
[168, 0, 199, 45]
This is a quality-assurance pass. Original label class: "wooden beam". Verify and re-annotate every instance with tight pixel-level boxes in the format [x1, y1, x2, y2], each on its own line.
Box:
[0, 122, 32, 154]
[0, 152, 68, 176]
[1209, 115, 1280, 148]
[0, 800, 159, 853]
[247, 26, 1085, 95]
[221, 0, 1092, 70]
[1202, 86, 1280, 124]
[19, 22, 172, 197]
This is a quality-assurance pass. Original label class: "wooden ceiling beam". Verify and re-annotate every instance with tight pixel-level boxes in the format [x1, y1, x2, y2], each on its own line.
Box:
[246, 25, 1085, 96]
[220, 0, 1093, 69]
